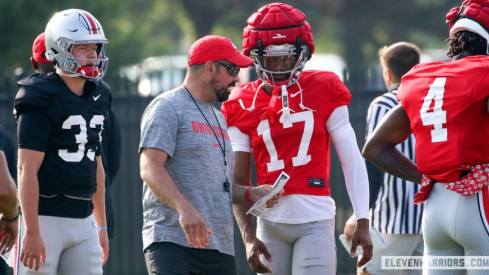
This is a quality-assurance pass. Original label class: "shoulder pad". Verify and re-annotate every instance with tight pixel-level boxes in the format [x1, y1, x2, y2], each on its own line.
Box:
[14, 74, 62, 117]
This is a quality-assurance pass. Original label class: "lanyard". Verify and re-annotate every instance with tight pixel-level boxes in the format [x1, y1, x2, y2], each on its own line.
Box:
[183, 85, 230, 192]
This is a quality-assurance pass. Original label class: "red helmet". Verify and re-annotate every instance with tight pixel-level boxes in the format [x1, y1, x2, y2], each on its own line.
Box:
[447, 0, 489, 53]
[243, 3, 315, 87]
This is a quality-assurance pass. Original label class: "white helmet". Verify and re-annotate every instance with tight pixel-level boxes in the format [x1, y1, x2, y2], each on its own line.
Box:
[45, 9, 108, 79]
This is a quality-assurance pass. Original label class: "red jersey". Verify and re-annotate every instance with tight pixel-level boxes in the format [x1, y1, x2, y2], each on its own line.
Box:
[398, 56, 489, 182]
[222, 70, 351, 196]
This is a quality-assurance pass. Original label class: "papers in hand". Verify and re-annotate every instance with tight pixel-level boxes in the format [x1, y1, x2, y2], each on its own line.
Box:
[339, 227, 386, 257]
[246, 171, 289, 217]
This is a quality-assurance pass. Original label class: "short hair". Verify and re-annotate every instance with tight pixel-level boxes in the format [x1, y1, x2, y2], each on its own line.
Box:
[188, 62, 222, 73]
[378, 42, 421, 81]
[447, 30, 487, 58]
[189, 63, 205, 72]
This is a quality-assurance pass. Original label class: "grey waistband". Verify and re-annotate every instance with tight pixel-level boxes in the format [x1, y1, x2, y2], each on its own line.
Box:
[39, 193, 94, 201]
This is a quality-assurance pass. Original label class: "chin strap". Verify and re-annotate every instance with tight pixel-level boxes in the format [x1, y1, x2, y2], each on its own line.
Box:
[77, 65, 100, 79]
[56, 65, 100, 79]
[240, 81, 315, 125]
[56, 67, 79, 78]
[238, 83, 262, 112]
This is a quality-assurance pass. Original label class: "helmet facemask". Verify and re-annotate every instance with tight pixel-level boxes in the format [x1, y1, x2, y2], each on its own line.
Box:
[53, 37, 108, 79]
[250, 43, 310, 88]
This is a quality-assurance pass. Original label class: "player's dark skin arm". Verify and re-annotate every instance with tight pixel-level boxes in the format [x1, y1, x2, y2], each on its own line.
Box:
[362, 105, 422, 184]
[233, 151, 274, 274]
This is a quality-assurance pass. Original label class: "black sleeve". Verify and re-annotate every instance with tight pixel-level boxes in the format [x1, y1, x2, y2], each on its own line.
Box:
[17, 112, 51, 152]
[101, 108, 121, 185]
[366, 160, 383, 209]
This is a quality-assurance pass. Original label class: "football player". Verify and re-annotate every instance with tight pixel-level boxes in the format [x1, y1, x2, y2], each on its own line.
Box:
[30, 33, 55, 74]
[345, 42, 424, 275]
[139, 35, 281, 275]
[14, 9, 110, 274]
[221, 3, 372, 274]
[363, 0, 489, 274]
[30, 31, 121, 242]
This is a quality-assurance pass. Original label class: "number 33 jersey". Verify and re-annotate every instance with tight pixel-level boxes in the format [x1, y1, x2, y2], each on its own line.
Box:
[14, 73, 110, 195]
[222, 71, 351, 196]
[398, 56, 489, 183]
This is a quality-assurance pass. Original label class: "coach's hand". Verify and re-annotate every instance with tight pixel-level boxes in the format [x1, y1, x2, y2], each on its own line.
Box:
[351, 218, 373, 267]
[245, 236, 273, 274]
[178, 202, 211, 248]
[0, 215, 19, 254]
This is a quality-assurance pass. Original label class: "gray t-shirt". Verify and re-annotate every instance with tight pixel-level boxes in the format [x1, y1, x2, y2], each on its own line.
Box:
[139, 87, 234, 256]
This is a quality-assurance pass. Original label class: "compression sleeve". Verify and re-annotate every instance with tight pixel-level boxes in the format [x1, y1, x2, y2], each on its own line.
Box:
[326, 105, 370, 219]
[18, 112, 51, 152]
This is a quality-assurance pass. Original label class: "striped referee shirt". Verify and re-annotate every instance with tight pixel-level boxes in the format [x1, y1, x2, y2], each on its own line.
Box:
[367, 84, 424, 234]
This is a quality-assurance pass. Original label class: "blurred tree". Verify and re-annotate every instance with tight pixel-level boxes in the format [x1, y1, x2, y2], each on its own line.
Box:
[0, 0, 191, 74]
[0, 0, 465, 88]
[179, 0, 460, 88]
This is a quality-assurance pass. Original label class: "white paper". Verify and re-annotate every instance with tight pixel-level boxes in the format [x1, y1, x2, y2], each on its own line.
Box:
[339, 227, 386, 257]
[246, 171, 289, 217]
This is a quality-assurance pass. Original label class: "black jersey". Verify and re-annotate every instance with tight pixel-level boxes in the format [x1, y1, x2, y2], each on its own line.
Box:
[15, 73, 110, 196]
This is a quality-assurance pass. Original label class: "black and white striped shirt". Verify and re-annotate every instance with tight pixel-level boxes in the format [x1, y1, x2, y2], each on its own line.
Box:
[366, 86, 424, 234]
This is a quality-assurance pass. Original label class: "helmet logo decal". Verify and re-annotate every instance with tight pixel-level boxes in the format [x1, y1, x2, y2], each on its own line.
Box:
[79, 12, 100, 35]
[273, 33, 287, 39]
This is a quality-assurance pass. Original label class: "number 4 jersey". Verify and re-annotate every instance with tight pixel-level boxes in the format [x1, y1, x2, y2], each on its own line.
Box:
[398, 56, 489, 183]
[14, 73, 110, 196]
[222, 70, 351, 196]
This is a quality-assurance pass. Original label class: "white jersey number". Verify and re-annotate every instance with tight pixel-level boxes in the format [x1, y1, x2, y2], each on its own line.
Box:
[420, 77, 447, 143]
[59, 115, 104, 162]
[257, 111, 313, 172]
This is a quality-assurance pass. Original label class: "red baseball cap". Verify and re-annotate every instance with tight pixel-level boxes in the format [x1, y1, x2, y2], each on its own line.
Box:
[32, 33, 51, 63]
[188, 35, 254, 68]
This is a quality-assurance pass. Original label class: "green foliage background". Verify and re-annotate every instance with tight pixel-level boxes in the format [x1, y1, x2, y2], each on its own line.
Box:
[0, 0, 461, 79]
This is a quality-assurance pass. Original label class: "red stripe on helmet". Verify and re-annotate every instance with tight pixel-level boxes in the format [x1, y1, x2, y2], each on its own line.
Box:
[82, 12, 98, 35]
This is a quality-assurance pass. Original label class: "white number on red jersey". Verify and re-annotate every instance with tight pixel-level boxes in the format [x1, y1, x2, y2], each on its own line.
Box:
[59, 115, 104, 162]
[258, 111, 313, 172]
[420, 77, 447, 143]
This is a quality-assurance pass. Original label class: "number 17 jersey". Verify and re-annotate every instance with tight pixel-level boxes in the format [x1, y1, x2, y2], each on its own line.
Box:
[222, 71, 351, 196]
[398, 56, 489, 183]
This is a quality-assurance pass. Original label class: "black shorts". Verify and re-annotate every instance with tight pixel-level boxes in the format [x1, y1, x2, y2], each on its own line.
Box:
[144, 241, 236, 275]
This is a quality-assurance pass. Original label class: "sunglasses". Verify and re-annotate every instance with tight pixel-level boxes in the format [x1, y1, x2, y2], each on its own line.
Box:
[214, 61, 240, 77]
